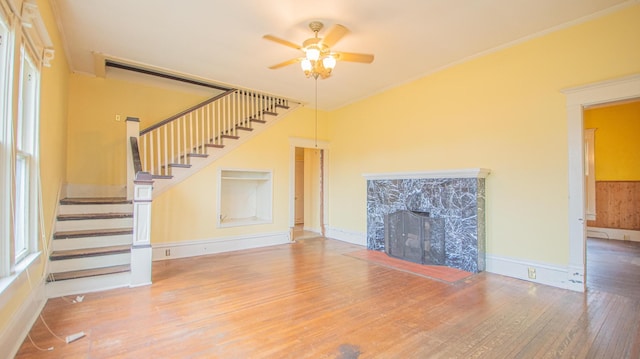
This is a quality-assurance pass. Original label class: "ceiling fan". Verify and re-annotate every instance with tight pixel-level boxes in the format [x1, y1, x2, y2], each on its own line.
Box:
[263, 21, 374, 79]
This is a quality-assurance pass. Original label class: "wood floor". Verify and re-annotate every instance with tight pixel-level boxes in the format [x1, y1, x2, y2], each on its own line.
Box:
[16, 237, 640, 358]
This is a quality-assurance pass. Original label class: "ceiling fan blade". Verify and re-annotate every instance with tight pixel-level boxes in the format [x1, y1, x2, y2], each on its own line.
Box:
[263, 34, 301, 50]
[321, 24, 349, 48]
[335, 52, 374, 63]
[268, 58, 301, 69]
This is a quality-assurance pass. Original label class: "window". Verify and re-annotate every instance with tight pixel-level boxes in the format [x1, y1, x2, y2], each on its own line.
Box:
[0, 6, 12, 277]
[0, 0, 52, 278]
[14, 48, 39, 263]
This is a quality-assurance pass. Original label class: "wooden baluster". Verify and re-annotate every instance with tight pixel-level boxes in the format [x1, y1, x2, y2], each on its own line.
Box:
[141, 134, 147, 173]
[180, 115, 186, 166]
[155, 129, 161, 175]
[216, 101, 222, 145]
[170, 121, 175, 167]
[148, 132, 155, 175]
[163, 126, 168, 175]
[194, 110, 199, 155]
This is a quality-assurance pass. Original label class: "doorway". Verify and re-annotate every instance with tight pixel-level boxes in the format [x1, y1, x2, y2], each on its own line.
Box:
[289, 138, 328, 241]
[564, 74, 640, 292]
[583, 100, 640, 296]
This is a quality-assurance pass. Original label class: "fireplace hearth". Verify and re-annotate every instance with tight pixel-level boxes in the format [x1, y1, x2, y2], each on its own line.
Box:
[384, 210, 445, 265]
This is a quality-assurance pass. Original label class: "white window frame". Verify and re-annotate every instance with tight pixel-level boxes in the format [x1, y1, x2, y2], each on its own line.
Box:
[0, 0, 14, 278]
[0, 0, 52, 282]
[14, 44, 39, 263]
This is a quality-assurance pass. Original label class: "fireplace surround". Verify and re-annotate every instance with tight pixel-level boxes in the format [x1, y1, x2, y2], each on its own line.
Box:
[364, 169, 490, 273]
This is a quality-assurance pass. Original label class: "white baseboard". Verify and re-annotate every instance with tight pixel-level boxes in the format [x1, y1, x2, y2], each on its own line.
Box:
[485, 254, 584, 292]
[303, 225, 322, 234]
[325, 226, 366, 246]
[64, 183, 126, 198]
[0, 267, 47, 358]
[152, 231, 292, 261]
[587, 227, 640, 242]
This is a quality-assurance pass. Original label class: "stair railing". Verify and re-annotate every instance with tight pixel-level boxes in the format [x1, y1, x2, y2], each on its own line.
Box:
[138, 89, 291, 177]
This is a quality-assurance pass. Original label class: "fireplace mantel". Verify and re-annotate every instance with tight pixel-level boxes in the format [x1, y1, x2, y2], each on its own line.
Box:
[362, 168, 490, 180]
[365, 168, 490, 273]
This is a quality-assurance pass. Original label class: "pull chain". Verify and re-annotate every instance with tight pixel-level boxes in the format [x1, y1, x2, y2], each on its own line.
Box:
[314, 76, 318, 148]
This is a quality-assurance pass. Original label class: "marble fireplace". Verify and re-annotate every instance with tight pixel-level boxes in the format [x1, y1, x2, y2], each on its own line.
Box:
[364, 169, 490, 273]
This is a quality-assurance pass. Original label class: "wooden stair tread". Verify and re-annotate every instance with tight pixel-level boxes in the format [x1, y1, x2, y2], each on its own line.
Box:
[168, 163, 191, 168]
[187, 153, 208, 158]
[57, 212, 132, 221]
[48, 264, 130, 282]
[152, 174, 173, 179]
[50, 245, 131, 261]
[60, 197, 131, 205]
[250, 119, 267, 124]
[236, 126, 253, 131]
[263, 110, 277, 116]
[221, 134, 240, 139]
[275, 104, 289, 109]
[205, 143, 224, 148]
[54, 227, 133, 239]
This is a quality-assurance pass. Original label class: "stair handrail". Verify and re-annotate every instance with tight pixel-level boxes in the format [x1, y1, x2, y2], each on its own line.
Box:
[140, 89, 236, 135]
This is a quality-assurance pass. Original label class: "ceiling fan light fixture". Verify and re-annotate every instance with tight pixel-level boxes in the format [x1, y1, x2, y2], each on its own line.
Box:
[264, 21, 373, 79]
[322, 55, 336, 70]
[305, 46, 320, 61]
[301, 58, 312, 72]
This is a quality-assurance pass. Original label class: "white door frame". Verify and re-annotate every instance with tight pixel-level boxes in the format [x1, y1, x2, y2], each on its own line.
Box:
[562, 73, 640, 292]
[288, 137, 330, 230]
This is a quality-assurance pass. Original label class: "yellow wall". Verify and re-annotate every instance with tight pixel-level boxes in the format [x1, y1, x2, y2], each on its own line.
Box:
[0, 0, 70, 340]
[328, 5, 640, 265]
[584, 101, 640, 181]
[66, 74, 209, 185]
[151, 107, 326, 244]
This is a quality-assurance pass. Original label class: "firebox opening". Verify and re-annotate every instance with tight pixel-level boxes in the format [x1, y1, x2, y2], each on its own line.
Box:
[384, 210, 445, 265]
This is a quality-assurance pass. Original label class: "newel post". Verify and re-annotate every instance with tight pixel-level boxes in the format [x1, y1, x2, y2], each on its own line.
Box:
[126, 117, 140, 201]
[130, 171, 154, 287]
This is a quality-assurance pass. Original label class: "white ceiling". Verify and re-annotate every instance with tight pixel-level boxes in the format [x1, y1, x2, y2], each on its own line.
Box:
[51, 0, 634, 110]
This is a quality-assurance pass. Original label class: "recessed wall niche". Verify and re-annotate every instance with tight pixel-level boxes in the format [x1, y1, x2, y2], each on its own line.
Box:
[218, 169, 273, 227]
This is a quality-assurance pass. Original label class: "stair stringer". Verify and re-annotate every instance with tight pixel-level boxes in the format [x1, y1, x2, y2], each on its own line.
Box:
[150, 102, 301, 198]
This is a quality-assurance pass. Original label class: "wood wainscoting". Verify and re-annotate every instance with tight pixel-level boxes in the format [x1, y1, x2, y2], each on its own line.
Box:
[587, 181, 640, 230]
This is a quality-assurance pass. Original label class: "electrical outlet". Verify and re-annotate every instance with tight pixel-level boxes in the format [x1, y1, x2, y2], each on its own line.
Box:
[115, 114, 121, 121]
[165, 249, 170, 256]
[527, 267, 536, 279]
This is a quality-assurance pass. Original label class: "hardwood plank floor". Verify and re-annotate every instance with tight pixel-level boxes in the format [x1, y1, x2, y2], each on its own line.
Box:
[587, 237, 640, 300]
[16, 238, 640, 358]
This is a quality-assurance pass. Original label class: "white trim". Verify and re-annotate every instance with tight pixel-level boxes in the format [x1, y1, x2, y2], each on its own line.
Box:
[587, 227, 640, 242]
[130, 246, 152, 287]
[562, 73, 640, 293]
[0, 253, 46, 359]
[362, 168, 491, 180]
[46, 271, 130, 298]
[485, 254, 582, 291]
[325, 226, 366, 246]
[151, 231, 291, 261]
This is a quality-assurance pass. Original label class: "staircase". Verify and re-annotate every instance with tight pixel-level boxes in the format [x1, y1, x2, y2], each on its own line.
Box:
[136, 88, 300, 197]
[46, 197, 134, 298]
[46, 88, 300, 297]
